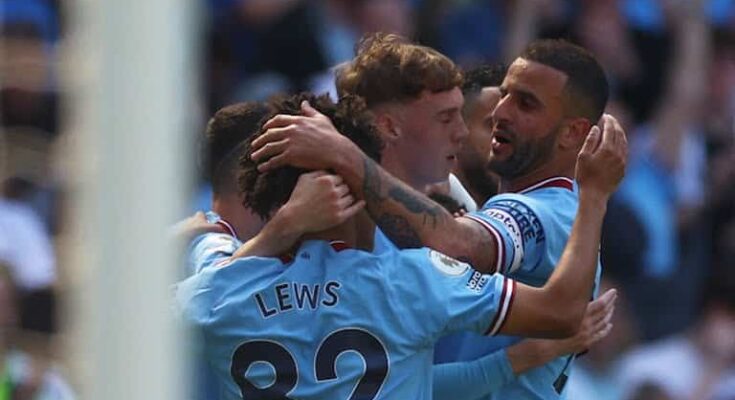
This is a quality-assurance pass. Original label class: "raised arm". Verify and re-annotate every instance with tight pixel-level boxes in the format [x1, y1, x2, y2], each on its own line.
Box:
[231, 170, 364, 258]
[170, 211, 225, 241]
[500, 118, 627, 337]
[250, 101, 500, 272]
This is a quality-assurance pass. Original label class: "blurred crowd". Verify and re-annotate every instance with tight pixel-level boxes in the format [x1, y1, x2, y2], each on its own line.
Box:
[0, 0, 733, 399]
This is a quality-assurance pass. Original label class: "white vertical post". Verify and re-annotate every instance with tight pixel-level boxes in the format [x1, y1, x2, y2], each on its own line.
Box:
[65, 0, 197, 398]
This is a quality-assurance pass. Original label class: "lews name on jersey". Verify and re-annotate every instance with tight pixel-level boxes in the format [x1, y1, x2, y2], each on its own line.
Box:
[255, 281, 341, 319]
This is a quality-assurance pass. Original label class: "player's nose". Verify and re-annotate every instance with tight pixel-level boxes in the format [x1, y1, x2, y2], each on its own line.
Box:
[453, 118, 469, 143]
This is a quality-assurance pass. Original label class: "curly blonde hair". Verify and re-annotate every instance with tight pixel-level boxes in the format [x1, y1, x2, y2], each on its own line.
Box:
[336, 33, 463, 107]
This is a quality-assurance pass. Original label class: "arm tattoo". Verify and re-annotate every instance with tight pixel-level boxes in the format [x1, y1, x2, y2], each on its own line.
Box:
[373, 214, 423, 248]
[362, 156, 386, 205]
[387, 186, 443, 229]
[361, 156, 449, 248]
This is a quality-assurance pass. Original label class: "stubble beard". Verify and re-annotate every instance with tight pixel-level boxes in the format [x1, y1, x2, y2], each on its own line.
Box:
[487, 125, 560, 180]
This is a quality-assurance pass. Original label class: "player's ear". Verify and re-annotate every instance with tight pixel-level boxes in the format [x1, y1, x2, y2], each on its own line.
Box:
[558, 117, 591, 150]
[373, 110, 402, 144]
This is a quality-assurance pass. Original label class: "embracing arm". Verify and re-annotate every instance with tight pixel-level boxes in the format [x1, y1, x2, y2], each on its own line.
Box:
[432, 289, 615, 399]
[232, 170, 365, 258]
[251, 102, 499, 272]
[505, 288, 615, 372]
[347, 153, 499, 271]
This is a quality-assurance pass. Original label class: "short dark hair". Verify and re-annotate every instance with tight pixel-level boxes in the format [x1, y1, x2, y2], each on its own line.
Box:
[239, 93, 383, 220]
[204, 102, 269, 194]
[461, 64, 507, 98]
[520, 39, 609, 122]
[336, 33, 463, 107]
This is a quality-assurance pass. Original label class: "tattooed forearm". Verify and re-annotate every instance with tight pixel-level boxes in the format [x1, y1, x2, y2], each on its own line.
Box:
[373, 214, 423, 248]
[360, 156, 453, 248]
[362, 156, 386, 205]
[387, 186, 445, 229]
[354, 152, 494, 268]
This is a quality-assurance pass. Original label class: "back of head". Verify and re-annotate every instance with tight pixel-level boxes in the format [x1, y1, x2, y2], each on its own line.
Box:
[520, 39, 609, 122]
[461, 64, 507, 98]
[239, 93, 383, 220]
[336, 33, 463, 107]
[205, 102, 269, 195]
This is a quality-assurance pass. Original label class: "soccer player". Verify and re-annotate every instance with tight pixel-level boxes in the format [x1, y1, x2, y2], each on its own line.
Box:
[433, 64, 506, 364]
[177, 92, 626, 399]
[454, 64, 507, 206]
[183, 101, 365, 276]
[190, 98, 615, 399]
[250, 39, 621, 399]
[177, 101, 368, 400]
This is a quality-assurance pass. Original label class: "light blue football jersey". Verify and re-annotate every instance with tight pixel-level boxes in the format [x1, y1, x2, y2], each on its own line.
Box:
[372, 227, 397, 255]
[186, 211, 242, 276]
[177, 240, 516, 400]
[185, 211, 243, 400]
[447, 177, 602, 400]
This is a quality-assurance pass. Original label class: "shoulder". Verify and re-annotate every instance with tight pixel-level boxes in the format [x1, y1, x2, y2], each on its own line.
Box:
[393, 247, 474, 279]
[481, 192, 551, 216]
[188, 233, 240, 265]
[473, 193, 547, 240]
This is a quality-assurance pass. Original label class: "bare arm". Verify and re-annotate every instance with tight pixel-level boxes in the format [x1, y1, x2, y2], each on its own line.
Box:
[231, 171, 365, 258]
[653, 0, 709, 169]
[506, 288, 616, 374]
[169, 211, 225, 241]
[251, 101, 500, 272]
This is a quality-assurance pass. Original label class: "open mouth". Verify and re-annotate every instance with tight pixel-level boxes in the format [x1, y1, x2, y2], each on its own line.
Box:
[492, 129, 512, 144]
[491, 129, 513, 152]
[494, 135, 511, 144]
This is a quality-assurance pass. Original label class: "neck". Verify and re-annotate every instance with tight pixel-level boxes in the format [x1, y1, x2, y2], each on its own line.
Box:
[381, 149, 424, 190]
[212, 193, 262, 241]
[499, 158, 575, 193]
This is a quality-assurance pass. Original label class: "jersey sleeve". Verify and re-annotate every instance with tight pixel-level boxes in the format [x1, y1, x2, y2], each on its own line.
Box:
[186, 233, 240, 276]
[432, 349, 514, 400]
[461, 194, 547, 275]
[175, 267, 218, 328]
[394, 248, 516, 343]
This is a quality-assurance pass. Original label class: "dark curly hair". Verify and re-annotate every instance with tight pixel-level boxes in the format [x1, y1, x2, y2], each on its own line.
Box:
[238, 93, 383, 220]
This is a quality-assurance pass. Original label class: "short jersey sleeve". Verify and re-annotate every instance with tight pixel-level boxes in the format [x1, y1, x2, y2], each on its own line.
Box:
[462, 194, 547, 275]
[186, 233, 240, 276]
[175, 266, 218, 328]
[392, 248, 516, 343]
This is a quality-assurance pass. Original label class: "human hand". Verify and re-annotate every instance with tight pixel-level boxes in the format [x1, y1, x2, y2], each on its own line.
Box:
[575, 114, 628, 201]
[170, 211, 225, 240]
[563, 288, 617, 354]
[250, 101, 357, 172]
[278, 170, 365, 234]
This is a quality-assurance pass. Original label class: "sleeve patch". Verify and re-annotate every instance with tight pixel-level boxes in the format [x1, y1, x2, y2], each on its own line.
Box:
[465, 271, 489, 292]
[429, 250, 470, 276]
